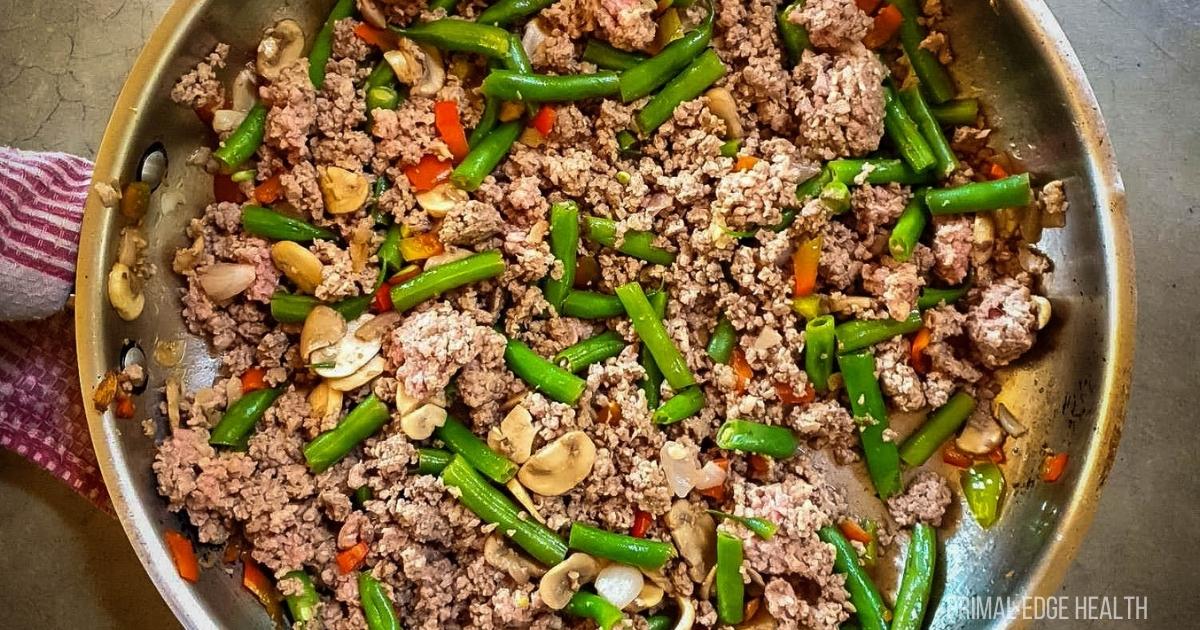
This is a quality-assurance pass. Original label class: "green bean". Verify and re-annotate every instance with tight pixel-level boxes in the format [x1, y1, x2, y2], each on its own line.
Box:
[777, 1, 811, 65]
[504, 337, 588, 404]
[353, 485, 373, 507]
[861, 518, 879, 567]
[925, 173, 1033, 215]
[892, 523, 937, 630]
[618, 0, 714, 102]
[470, 94, 501, 147]
[269, 293, 368, 323]
[282, 571, 319, 625]
[358, 571, 401, 630]
[336, 294, 372, 321]
[652, 386, 705, 425]
[377, 224, 404, 282]
[930, 98, 980, 127]
[899, 391, 976, 466]
[429, 0, 458, 12]
[442, 455, 569, 565]
[505, 33, 535, 75]
[890, 0, 956, 104]
[451, 120, 522, 191]
[436, 416, 518, 483]
[827, 158, 935, 186]
[564, 592, 624, 630]
[635, 49, 727, 136]
[797, 166, 833, 200]
[554, 330, 627, 373]
[560, 290, 626, 319]
[481, 70, 620, 102]
[818, 526, 889, 630]
[616, 129, 641, 158]
[568, 522, 676, 570]
[366, 86, 401, 112]
[583, 216, 676, 265]
[819, 180, 852, 214]
[617, 282, 696, 390]
[962, 462, 1005, 528]
[837, 351, 902, 499]
[309, 0, 356, 87]
[719, 138, 741, 158]
[706, 316, 736, 364]
[884, 84, 936, 174]
[242, 204, 336, 243]
[835, 311, 923, 354]
[544, 201, 579, 312]
[209, 388, 282, 448]
[365, 59, 397, 91]
[415, 447, 453, 475]
[389, 250, 506, 312]
[583, 39, 647, 71]
[230, 169, 256, 183]
[715, 531, 745, 625]
[393, 19, 513, 62]
[213, 103, 267, 170]
[715, 419, 798, 459]
[370, 175, 392, 226]
[900, 86, 959, 178]
[707, 510, 778, 540]
[645, 615, 672, 630]
[888, 193, 928, 262]
[477, 0, 555, 26]
[303, 395, 391, 473]
[640, 289, 668, 408]
[918, 281, 970, 310]
[804, 315, 835, 393]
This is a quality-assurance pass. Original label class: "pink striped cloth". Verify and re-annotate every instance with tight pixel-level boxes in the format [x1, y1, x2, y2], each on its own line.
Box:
[0, 147, 111, 510]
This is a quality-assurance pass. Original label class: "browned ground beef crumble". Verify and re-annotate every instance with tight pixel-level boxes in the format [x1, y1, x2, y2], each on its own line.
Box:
[156, 0, 1068, 627]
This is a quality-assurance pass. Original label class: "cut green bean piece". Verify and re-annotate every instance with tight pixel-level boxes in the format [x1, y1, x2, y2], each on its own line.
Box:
[777, 1, 811, 65]
[481, 71, 621, 102]
[269, 293, 370, 324]
[303, 395, 391, 473]
[390, 250, 506, 312]
[209, 388, 282, 448]
[428, 0, 458, 12]
[393, 19, 514, 62]
[791, 294, 825, 321]
[707, 510, 778, 540]
[891, 0, 956, 104]
[652, 386, 705, 425]
[719, 139, 741, 158]
[641, 289, 669, 408]
[706, 316, 736, 364]
[925, 173, 1033, 215]
[505, 337, 588, 404]
[471, 93, 501, 147]
[282, 571, 319, 625]
[353, 485, 373, 507]
[568, 522, 676, 570]
[804, 315, 835, 393]
[930, 98, 979, 127]
[366, 86, 401, 112]
[544, 201, 579, 312]
[365, 59, 397, 91]
[309, 0, 356, 87]
[900, 85, 959, 178]
[888, 194, 929, 262]
[377, 224, 403, 282]
[917, 281, 970, 310]
[560, 290, 626, 319]
[564, 591, 625, 630]
[715, 420, 798, 459]
[436, 416, 517, 483]
[892, 523, 937, 630]
[583, 216, 676, 265]
[820, 180, 852, 214]
[617, 282, 695, 390]
[835, 311, 923, 353]
[358, 571, 401, 630]
[838, 351, 902, 499]
[555, 330, 627, 373]
[715, 531, 745, 625]
[415, 447, 454, 475]
[242, 205, 337, 242]
[899, 391, 976, 466]
[819, 526, 889, 630]
[583, 39, 648, 70]
[884, 84, 936, 174]
[442, 455, 569, 565]
[213, 103, 267, 170]
[635, 49, 727, 135]
[451, 120, 522, 191]
[618, 0, 714, 102]
[827, 158, 935, 186]
[797, 166, 833, 200]
[476, 0, 556, 26]
[645, 615, 673, 630]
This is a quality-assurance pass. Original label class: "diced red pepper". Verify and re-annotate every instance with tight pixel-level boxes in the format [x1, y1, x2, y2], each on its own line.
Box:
[165, 531, 200, 583]
[838, 519, 874, 544]
[631, 510, 653, 538]
[748, 454, 771, 476]
[773, 382, 815, 406]
[213, 172, 244, 203]
[942, 444, 973, 468]
[114, 395, 135, 419]
[530, 105, 557, 136]
[734, 155, 760, 172]
[404, 155, 453, 192]
[353, 23, 397, 50]
[240, 367, 267, 393]
[254, 174, 283, 204]
[792, 236, 822, 298]
[434, 101, 471, 162]
[985, 161, 1010, 181]
[398, 232, 445, 261]
[910, 327, 932, 373]
[863, 4, 903, 49]
[1042, 452, 1068, 483]
[698, 458, 730, 501]
[731, 350, 752, 394]
[336, 541, 369, 574]
[987, 444, 1007, 464]
[371, 265, 422, 313]
[241, 555, 276, 607]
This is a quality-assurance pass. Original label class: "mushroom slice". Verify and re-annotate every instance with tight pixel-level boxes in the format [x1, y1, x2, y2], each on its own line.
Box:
[165, 375, 182, 430]
[357, 0, 388, 29]
[1032, 295, 1052, 330]
[257, 19, 306, 81]
[487, 405, 535, 464]
[705, 87, 742, 139]
[399, 403, 448, 440]
[505, 479, 547, 525]
[318, 166, 370, 214]
[664, 500, 717, 583]
[309, 381, 344, 423]
[107, 262, 145, 321]
[594, 564, 644, 610]
[955, 406, 1006, 455]
[538, 553, 599, 610]
[698, 564, 718, 601]
[327, 355, 387, 392]
[394, 382, 421, 417]
[740, 604, 779, 629]
[673, 596, 696, 630]
[630, 581, 664, 612]
[994, 401, 1027, 437]
[483, 533, 546, 584]
[271, 241, 324, 294]
[411, 44, 445, 97]
[415, 182, 467, 218]
[312, 314, 384, 378]
[355, 311, 401, 341]
[518, 431, 596, 496]
[300, 305, 347, 361]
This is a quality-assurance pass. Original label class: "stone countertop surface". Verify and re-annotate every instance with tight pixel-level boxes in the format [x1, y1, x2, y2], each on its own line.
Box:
[0, 0, 1196, 627]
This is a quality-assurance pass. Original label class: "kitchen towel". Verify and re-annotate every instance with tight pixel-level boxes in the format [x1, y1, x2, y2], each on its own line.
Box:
[0, 146, 111, 511]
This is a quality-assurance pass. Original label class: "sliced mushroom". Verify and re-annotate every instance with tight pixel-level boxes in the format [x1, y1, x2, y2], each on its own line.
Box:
[357, 0, 388, 29]
[300, 305, 347, 361]
[673, 596, 696, 630]
[173, 235, 205, 274]
[327, 355, 387, 392]
[505, 478, 547, 524]
[318, 166, 370, 215]
[257, 19, 306, 81]
[309, 381, 344, 423]
[411, 44, 445, 97]
[972, 214, 995, 266]
[271, 241, 324, 294]
[664, 500, 717, 583]
[415, 182, 467, 218]
[739, 604, 778, 630]
[394, 381, 421, 417]
[355, 311, 401, 341]
[594, 564, 644, 610]
[107, 262, 145, 321]
[538, 553, 599, 610]
[518, 431, 596, 496]
[117, 226, 147, 269]
[399, 403, 447, 440]
[483, 533, 546, 584]
[630, 581, 664, 612]
[349, 222, 373, 273]
[956, 406, 1006, 455]
[1032, 295, 1052, 330]
[311, 314, 385, 378]
[488, 405, 535, 464]
[705, 87, 742, 139]
[385, 41, 445, 97]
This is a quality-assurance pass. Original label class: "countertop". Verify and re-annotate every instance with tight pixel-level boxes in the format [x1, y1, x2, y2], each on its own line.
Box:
[0, 0, 1196, 627]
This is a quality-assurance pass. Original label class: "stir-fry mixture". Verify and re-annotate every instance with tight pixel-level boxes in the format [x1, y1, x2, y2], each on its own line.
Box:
[115, 0, 1072, 627]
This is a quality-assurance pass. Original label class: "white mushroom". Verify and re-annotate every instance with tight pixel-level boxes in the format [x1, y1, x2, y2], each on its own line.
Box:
[357, 0, 388, 29]
[308, 381, 344, 424]
[483, 533, 546, 584]
[415, 182, 467, 218]
[630, 581, 665, 612]
[197, 263, 256, 302]
[956, 407, 1006, 455]
[318, 166, 370, 215]
[231, 68, 258, 112]
[594, 564, 644, 610]
[518, 431, 596, 496]
[327, 355, 387, 392]
[1032, 295, 1052, 330]
[394, 382, 421, 417]
[705, 87, 742, 139]
[257, 19, 306, 81]
[385, 41, 444, 97]
[311, 314, 384, 378]
[399, 403, 447, 440]
[487, 405, 535, 464]
[538, 553, 599, 610]
[300, 305, 347, 361]
[506, 478, 547, 524]
[270, 241, 324, 294]
[107, 262, 145, 321]
[354, 311, 401, 341]
[664, 500, 717, 583]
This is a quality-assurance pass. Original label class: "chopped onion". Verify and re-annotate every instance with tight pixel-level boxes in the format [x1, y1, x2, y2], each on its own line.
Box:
[594, 564, 643, 610]
[231, 68, 258, 112]
[660, 441, 702, 498]
[212, 109, 248, 134]
[522, 18, 547, 59]
[693, 461, 727, 490]
[198, 263, 256, 301]
[995, 402, 1028, 437]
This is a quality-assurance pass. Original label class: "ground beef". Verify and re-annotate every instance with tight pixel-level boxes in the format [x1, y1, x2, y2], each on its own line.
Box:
[876, 337, 927, 411]
[852, 183, 909, 238]
[966, 278, 1038, 368]
[931, 215, 972, 284]
[1038, 179, 1069, 219]
[862, 259, 924, 320]
[794, 44, 888, 160]
[261, 59, 318, 164]
[385, 301, 508, 401]
[792, 0, 872, 51]
[170, 43, 228, 110]
[888, 471, 953, 527]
